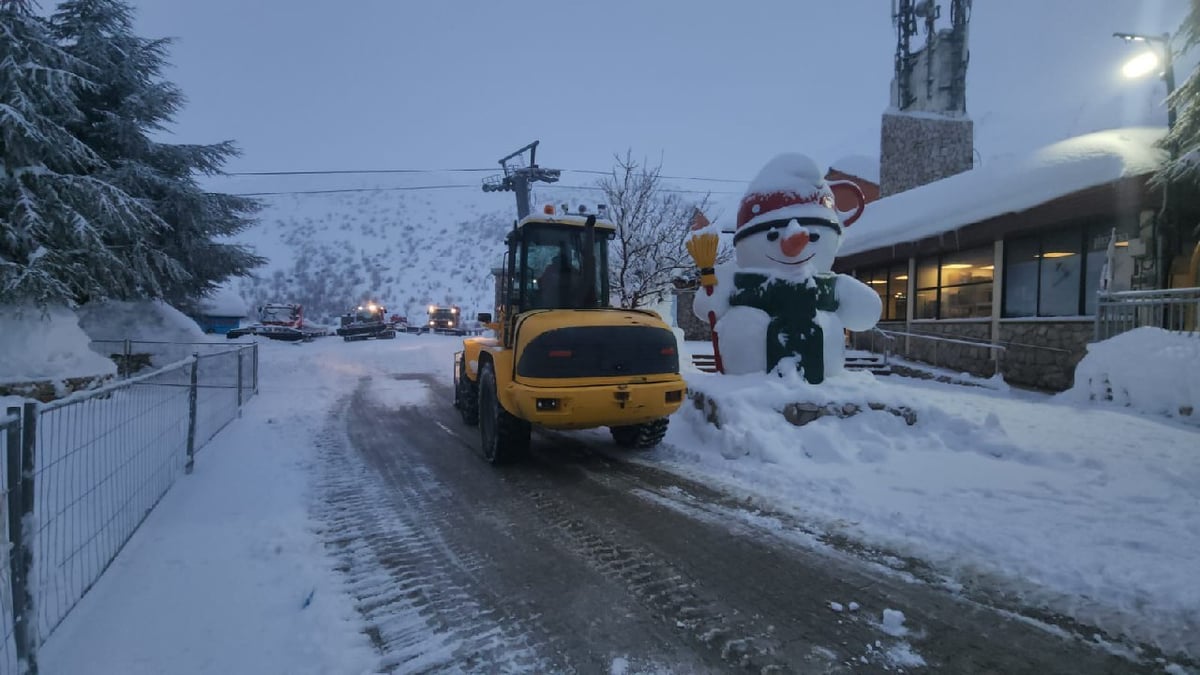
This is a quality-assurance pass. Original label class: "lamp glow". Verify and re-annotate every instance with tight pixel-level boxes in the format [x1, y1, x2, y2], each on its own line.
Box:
[1122, 51, 1159, 78]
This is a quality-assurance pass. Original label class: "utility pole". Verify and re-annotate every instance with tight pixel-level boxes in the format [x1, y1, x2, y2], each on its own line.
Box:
[481, 141, 561, 219]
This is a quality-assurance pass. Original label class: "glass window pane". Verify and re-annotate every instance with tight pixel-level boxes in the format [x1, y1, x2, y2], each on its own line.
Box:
[888, 263, 909, 321]
[1038, 228, 1083, 316]
[917, 257, 939, 289]
[866, 267, 888, 316]
[941, 283, 993, 319]
[915, 289, 938, 319]
[940, 247, 994, 286]
[1004, 236, 1039, 317]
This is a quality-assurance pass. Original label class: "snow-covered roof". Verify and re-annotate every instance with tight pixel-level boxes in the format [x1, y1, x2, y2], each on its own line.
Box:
[829, 154, 880, 185]
[840, 127, 1166, 257]
[198, 284, 249, 317]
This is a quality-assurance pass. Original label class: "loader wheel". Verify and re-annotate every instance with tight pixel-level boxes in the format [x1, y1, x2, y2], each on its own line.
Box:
[609, 418, 670, 449]
[478, 362, 530, 465]
[456, 356, 479, 426]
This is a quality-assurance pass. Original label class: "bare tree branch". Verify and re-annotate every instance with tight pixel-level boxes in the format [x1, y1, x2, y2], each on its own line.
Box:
[599, 151, 732, 309]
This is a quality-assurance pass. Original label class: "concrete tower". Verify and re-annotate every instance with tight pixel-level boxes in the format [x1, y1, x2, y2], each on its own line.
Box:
[880, 0, 974, 197]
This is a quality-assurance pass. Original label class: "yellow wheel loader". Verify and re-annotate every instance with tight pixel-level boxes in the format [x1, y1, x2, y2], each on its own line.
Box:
[453, 142, 686, 464]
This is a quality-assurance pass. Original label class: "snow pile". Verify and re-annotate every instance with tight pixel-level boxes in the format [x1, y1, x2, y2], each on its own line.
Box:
[197, 283, 249, 317]
[76, 299, 208, 343]
[0, 305, 117, 385]
[664, 368, 1200, 656]
[1065, 327, 1200, 423]
[841, 127, 1166, 256]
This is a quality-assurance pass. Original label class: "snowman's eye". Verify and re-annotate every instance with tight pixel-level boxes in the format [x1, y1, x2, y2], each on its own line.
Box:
[809, 233, 821, 242]
[766, 231, 780, 242]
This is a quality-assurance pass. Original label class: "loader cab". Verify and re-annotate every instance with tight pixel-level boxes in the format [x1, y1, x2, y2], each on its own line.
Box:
[502, 210, 616, 317]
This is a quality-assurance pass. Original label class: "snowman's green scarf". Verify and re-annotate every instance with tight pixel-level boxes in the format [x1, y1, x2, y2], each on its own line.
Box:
[729, 271, 839, 383]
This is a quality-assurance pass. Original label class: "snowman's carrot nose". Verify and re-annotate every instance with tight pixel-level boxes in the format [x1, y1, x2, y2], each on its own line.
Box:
[781, 231, 809, 258]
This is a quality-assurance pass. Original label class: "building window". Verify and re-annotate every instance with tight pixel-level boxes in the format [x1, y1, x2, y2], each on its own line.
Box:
[914, 247, 994, 319]
[856, 262, 908, 321]
[1038, 228, 1083, 316]
[1002, 222, 1134, 318]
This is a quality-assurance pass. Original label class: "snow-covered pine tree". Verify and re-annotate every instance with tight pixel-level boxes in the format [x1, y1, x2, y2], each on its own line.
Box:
[51, 0, 264, 311]
[1160, 2, 1200, 187]
[1, 0, 180, 305]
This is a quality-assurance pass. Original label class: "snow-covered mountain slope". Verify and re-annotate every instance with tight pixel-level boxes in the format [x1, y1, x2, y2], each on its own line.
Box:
[205, 170, 728, 326]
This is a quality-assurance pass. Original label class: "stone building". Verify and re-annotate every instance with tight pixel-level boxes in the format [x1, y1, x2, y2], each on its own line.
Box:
[835, 127, 1166, 391]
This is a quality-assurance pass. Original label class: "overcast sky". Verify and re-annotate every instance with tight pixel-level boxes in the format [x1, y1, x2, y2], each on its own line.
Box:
[127, 0, 1189, 181]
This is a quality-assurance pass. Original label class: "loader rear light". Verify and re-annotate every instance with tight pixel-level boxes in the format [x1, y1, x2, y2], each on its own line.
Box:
[536, 398, 559, 411]
[665, 390, 683, 403]
[544, 204, 555, 215]
[548, 349, 572, 358]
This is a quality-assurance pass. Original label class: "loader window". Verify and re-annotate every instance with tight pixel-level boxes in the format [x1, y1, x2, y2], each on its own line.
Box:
[521, 225, 609, 311]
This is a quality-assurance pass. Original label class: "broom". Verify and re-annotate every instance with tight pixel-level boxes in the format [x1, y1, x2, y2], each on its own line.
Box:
[685, 209, 724, 373]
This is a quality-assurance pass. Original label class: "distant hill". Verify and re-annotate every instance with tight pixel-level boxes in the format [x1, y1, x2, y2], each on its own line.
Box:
[205, 171, 623, 326]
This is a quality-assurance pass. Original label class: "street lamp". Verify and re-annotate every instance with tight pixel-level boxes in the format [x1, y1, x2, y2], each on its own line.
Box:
[1114, 32, 1176, 129]
[1114, 31, 1177, 293]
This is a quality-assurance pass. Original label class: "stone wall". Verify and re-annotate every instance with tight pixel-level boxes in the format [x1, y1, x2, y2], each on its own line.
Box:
[852, 319, 1095, 392]
[997, 321, 1093, 392]
[879, 112, 974, 197]
[674, 289, 712, 342]
[895, 321, 995, 377]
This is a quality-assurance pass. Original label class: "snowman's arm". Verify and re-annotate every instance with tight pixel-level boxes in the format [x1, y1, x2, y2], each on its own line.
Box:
[692, 284, 731, 322]
[834, 273, 883, 331]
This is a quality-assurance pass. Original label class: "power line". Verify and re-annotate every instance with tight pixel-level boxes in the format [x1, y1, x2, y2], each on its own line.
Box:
[536, 184, 741, 195]
[225, 166, 748, 184]
[228, 168, 493, 176]
[233, 184, 475, 197]
[232, 183, 738, 197]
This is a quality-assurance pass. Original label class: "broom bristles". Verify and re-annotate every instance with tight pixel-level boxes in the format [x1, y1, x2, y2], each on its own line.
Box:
[686, 233, 719, 268]
[686, 233, 720, 288]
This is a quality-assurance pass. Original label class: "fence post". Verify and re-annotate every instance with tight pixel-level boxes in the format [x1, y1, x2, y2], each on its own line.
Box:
[122, 338, 132, 379]
[236, 349, 244, 414]
[6, 403, 39, 674]
[186, 354, 198, 475]
[252, 344, 259, 396]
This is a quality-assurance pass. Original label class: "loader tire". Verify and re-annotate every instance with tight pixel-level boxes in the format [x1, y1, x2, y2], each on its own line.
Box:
[478, 362, 530, 465]
[456, 356, 479, 426]
[609, 418, 669, 449]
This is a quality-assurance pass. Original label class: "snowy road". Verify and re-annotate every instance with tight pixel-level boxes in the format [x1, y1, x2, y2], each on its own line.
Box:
[324, 368, 1151, 673]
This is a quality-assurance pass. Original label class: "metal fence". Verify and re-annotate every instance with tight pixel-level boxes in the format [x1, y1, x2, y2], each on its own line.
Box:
[1094, 287, 1200, 341]
[2, 342, 258, 675]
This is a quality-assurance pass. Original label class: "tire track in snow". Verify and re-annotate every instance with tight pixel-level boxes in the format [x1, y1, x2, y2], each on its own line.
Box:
[313, 391, 555, 673]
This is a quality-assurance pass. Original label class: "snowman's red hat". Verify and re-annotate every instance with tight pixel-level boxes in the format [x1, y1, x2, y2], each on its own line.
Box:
[734, 153, 865, 244]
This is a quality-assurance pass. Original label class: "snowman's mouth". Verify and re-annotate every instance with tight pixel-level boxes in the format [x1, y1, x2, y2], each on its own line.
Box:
[767, 253, 814, 266]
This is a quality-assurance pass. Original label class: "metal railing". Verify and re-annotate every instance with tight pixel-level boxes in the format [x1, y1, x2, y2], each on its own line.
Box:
[870, 328, 1006, 376]
[1094, 287, 1200, 341]
[89, 339, 245, 379]
[2, 342, 258, 674]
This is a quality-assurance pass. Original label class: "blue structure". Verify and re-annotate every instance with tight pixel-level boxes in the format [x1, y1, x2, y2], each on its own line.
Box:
[194, 314, 243, 334]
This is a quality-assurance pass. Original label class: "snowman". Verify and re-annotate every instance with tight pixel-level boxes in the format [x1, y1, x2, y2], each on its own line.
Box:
[692, 153, 881, 383]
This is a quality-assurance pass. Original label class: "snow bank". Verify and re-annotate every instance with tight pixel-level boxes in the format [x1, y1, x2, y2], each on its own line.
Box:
[841, 127, 1166, 257]
[76, 299, 209, 343]
[1065, 327, 1200, 423]
[0, 305, 117, 385]
[665, 367, 1200, 657]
